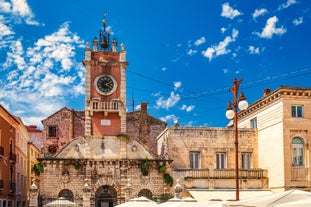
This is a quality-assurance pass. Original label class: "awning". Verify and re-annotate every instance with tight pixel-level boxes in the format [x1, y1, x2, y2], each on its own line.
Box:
[188, 189, 273, 202]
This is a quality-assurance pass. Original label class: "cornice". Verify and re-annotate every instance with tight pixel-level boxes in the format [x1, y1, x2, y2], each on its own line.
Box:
[239, 86, 311, 119]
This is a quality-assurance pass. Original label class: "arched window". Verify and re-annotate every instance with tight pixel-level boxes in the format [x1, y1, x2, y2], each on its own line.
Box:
[292, 137, 304, 166]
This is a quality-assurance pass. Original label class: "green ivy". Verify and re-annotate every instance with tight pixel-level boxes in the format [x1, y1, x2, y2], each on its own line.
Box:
[163, 173, 173, 187]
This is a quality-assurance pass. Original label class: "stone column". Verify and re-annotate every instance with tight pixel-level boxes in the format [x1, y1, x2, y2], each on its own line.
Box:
[124, 179, 132, 202]
[82, 179, 92, 207]
[29, 179, 38, 207]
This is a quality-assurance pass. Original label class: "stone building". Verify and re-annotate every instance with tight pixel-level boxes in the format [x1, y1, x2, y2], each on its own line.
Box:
[37, 17, 173, 207]
[126, 103, 167, 155]
[238, 86, 311, 191]
[157, 126, 269, 200]
[41, 107, 85, 156]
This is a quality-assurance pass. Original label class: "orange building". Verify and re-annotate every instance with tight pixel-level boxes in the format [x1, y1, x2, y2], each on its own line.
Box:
[0, 104, 18, 207]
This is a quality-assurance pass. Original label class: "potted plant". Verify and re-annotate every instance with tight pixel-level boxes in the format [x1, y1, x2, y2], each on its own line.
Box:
[158, 165, 167, 173]
[141, 158, 149, 176]
[72, 160, 81, 170]
[32, 162, 44, 176]
[117, 133, 129, 139]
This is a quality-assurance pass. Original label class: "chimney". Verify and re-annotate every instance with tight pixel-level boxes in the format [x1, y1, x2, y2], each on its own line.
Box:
[139, 103, 149, 145]
[263, 88, 271, 97]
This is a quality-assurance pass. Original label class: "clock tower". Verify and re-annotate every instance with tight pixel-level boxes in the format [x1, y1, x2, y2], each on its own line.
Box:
[83, 16, 128, 137]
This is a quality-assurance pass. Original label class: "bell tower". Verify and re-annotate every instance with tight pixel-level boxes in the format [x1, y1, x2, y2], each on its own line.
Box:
[83, 15, 128, 137]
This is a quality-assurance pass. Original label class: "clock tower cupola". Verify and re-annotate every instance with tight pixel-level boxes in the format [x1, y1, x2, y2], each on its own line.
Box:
[83, 15, 128, 137]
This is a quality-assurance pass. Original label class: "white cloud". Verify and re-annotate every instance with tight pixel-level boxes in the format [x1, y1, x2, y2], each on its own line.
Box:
[160, 114, 178, 124]
[221, 2, 242, 19]
[221, 27, 227, 34]
[181, 104, 195, 112]
[0, 1, 11, 13]
[161, 67, 167, 71]
[174, 81, 182, 90]
[156, 91, 181, 110]
[223, 68, 229, 74]
[0, 0, 40, 25]
[252, 8, 267, 19]
[257, 16, 286, 39]
[194, 37, 206, 46]
[248, 45, 261, 54]
[278, 0, 296, 10]
[187, 49, 197, 56]
[0, 16, 14, 42]
[202, 29, 239, 61]
[292, 17, 303, 26]
[0, 22, 85, 127]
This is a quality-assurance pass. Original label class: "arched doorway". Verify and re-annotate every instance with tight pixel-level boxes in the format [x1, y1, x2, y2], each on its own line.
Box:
[138, 189, 152, 200]
[58, 189, 74, 201]
[95, 185, 117, 207]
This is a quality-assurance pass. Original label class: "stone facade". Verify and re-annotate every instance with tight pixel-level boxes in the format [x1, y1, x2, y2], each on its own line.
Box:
[127, 103, 167, 155]
[38, 18, 174, 207]
[157, 126, 268, 190]
[41, 107, 85, 156]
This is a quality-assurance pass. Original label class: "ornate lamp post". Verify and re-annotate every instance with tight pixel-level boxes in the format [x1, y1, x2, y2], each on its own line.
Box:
[225, 77, 248, 201]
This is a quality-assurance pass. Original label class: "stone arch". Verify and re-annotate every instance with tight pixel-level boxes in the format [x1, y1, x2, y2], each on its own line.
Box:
[138, 189, 153, 200]
[95, 185, 117, 207]
[132, 182, 155, 197]
[94, 177, 121, 195]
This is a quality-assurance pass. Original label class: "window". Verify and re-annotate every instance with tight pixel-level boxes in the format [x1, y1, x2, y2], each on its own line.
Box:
[292, 137, 304, 166]
[216, 153, 226, 169]
[291, 105, 303, 118]
[242, 152, 252, 169]
[48, 126, 57, 137]
[250, 118, 257, 128]
[190, 152, 200, 169]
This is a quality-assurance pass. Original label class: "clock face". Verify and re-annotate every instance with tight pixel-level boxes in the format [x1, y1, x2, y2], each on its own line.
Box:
[95, 75, 117, 95]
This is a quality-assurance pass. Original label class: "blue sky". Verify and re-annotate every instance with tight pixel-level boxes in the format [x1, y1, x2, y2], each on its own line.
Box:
[0, 0, 310, 128]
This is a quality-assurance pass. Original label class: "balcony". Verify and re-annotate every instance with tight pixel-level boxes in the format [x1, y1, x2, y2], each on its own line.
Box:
[291, 167, 308, 181]
[9, 182, 16, 193]
[9, 153, 16, 164]
[46, 137, 59, 146]
[0, 146, 4, 156]
[90, 99, 122, 114]
[172, 168, 268, 189]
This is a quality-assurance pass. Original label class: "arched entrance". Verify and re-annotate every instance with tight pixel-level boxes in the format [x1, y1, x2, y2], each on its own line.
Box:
[95, 185, 117, 207]
[58, 189, 74, 201]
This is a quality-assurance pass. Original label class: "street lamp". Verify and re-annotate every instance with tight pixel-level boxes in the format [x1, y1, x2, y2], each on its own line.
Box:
[225, 77, 248, 201]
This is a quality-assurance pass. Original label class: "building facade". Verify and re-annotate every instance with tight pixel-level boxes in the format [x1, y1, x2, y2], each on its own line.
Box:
[41, 108, 85, 156]
[238, 86, 311, 191]
[14, 117, 30, 207]
[157, 126, 268, 191]
[0, 104, 18, 207]
[38, 18, 173, 207]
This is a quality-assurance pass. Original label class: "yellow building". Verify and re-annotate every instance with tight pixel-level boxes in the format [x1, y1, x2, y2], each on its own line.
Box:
[238, 87, 311, 191]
